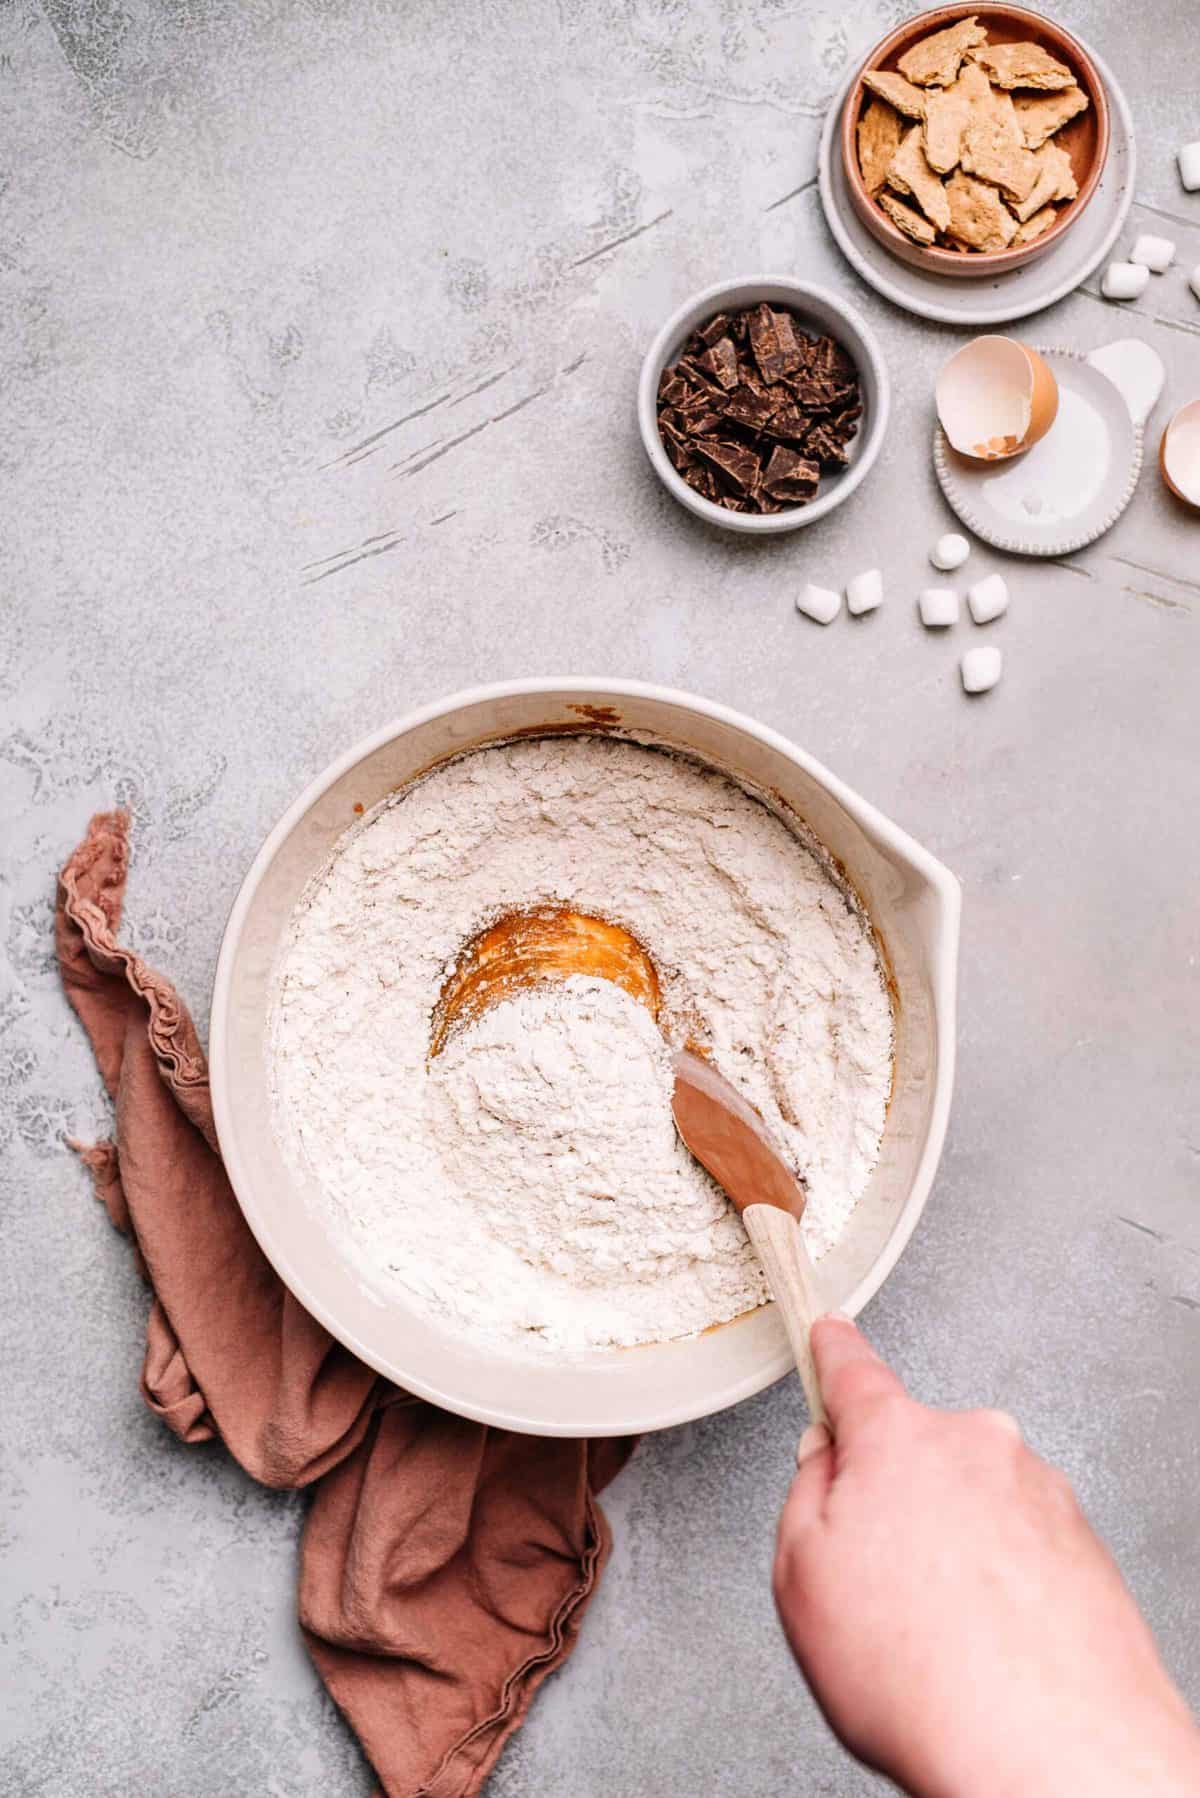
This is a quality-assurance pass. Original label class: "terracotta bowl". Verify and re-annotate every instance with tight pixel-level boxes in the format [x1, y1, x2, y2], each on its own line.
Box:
[841, 3, 1110, 277]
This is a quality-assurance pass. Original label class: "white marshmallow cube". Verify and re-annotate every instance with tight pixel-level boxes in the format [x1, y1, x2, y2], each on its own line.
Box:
[796, 582, 841, 624]
[1101, 261, 1150, 301]
[1190, 264, 1200, 304]
[846, 568, 883, 615]
[1179, 142, 1200, 192]
[961, 647, 1003, 694]
[930, 531, 970, 572]
[967, 573, 1009, 624]
[1130, 233, 1175, 273]
[919, 587, 959, 628]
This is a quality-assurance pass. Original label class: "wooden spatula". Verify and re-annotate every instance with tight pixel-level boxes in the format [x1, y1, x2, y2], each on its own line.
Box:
[671, 1048, 826, 1427]
[434, 906, 827, 1424]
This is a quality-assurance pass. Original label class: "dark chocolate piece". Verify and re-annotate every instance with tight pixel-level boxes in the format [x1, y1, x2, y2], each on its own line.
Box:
[695, 438, 760, 496]
[697, 337, 739, 390]
[748, 303, 786, 384]
[696, 312, 731, 346]
[761, 446, 820, 502]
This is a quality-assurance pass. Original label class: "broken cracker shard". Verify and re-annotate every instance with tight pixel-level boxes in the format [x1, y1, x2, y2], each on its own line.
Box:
[655, 303, 861, 516]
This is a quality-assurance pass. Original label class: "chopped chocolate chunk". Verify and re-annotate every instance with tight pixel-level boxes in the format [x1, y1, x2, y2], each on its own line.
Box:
[653, 300, 862, 515]
[695, 438, 761, 496]
[758, 402, 813, 443]
[696, 312, 731, 346]
[657, 368, 690, 408]
[761, 446, 820, 502]
[748, 302, 788, 383]
[697, 336, 740, 390]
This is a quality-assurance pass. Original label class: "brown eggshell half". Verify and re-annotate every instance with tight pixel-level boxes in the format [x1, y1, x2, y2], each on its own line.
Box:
[936, 336, 1059, 463]
[1159, 400, 1200, 509]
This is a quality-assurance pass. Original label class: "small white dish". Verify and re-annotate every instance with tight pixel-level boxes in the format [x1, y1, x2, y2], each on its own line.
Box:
[934, 348, 1142, 556]
[210, 679, 959, 1438]
[817, 33, 1135, 326]
[638, 276, 890, 534]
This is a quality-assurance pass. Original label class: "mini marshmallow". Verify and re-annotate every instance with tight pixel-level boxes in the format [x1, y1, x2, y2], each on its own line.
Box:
[961, 647, 1003, 694]
[930, 532, 970, 572]
[1101, 261, 1150, 301]
[967, 573, 1009, 624]
[846, 568, 883, 615]
[1179, 142, 1200, 192]
[796, 582, 841, 624]
[1190, 264, 1200, 304]
[919, 587, 959, 628]
[1130, 233, 1175, 273]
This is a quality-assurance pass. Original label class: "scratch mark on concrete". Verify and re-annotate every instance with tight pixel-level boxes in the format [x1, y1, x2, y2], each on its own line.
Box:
[451, 365, 517, 407]
[490, 385, 550, 425]
[571, 209, 673, 269]
[395, 419, 493, 477]
[429, 510, 459, 526]
[1123, 586, 1191, 615]
[324, 394, 453, 469]
[1117, 1215, 1166, 1242]
[1111, 555, 1200, 595]
[1151, 312, 1200, 340]
[1134, 195, 1200, 231]
[1170, 1293, 1200, 1313]
[763, 175, 818, 213]
[302, 535, 404, 584]
[301, 527, 404, 571]
[1049, 560, 1095, 581]
[561, 352, 588, 376]
[1076, 287, 1144, 317]
[395, 381, 555, 477]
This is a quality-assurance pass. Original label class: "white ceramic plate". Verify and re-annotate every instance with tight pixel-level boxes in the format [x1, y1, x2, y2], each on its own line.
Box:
[817, 37, 1135, 326]
[933, 349, 1142, 555]
[210, 681, 960, 1438]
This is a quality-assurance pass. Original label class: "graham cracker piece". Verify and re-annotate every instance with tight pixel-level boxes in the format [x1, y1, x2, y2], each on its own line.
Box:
[878, 191, 937, 244]
[861, 68, 927, 120]
[1012, 204, 1059, 245]
[971, 41, 1076, 90]
[858, 98, 904, 194]
[1014, 85, 1089, 149]
[945, 169, 1019, 250]
[959, 107, 1040, 202]
[887, 125, 952, 231]
[897, 14, 986, 86]
[922, 60, 992, 173]
[1011, 139, 1077, 220]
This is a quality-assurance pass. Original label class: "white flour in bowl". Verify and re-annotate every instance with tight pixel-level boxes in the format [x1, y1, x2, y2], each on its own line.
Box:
[270, 735, 893, 1355]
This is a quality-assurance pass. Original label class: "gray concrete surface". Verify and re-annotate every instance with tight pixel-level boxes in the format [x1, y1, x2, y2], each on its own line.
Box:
[2, 0, 1198, 1791]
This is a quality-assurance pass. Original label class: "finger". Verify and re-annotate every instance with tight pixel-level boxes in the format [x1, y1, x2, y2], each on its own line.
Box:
[796, 1421, 832, 1469]
[811, 1314, 907, 1433]
[779, 1426, 835, 1542]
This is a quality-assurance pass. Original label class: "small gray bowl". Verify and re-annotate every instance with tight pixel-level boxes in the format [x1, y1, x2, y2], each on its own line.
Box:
[638, 275, 891, 534]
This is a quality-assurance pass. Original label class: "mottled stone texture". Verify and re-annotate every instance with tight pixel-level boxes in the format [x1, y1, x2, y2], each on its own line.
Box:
[2, 0, 1198, 1791]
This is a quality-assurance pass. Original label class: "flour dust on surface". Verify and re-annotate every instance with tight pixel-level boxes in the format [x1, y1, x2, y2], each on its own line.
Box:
[269, 735, 894, 1355]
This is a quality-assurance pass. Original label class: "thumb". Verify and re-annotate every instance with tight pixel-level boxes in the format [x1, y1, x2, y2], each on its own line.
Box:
[811, 1314, 907, 1436]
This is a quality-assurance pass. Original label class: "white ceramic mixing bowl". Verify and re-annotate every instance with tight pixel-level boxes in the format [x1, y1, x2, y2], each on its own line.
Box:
[210, 680, 960, 1437]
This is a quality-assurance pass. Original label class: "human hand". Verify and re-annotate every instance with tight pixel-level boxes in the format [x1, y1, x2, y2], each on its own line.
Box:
[773, 1316, 1200, 1798]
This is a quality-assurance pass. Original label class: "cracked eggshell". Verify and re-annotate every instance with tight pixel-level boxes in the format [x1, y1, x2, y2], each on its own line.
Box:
[1160, 400, 1200, 509]
[936, 335, 1059, 464]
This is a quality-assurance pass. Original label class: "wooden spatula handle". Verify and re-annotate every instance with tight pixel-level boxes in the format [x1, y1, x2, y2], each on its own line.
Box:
[742, 1202, 827, 1429]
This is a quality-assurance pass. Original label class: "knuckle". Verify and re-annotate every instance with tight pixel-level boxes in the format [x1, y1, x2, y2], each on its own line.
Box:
[975, 1406, 1024, 1442]
[1042, 1466, 1080, 1515]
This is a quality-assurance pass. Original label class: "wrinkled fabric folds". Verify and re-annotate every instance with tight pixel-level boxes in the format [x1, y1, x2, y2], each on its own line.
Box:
[57, 810, 634, 1796]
